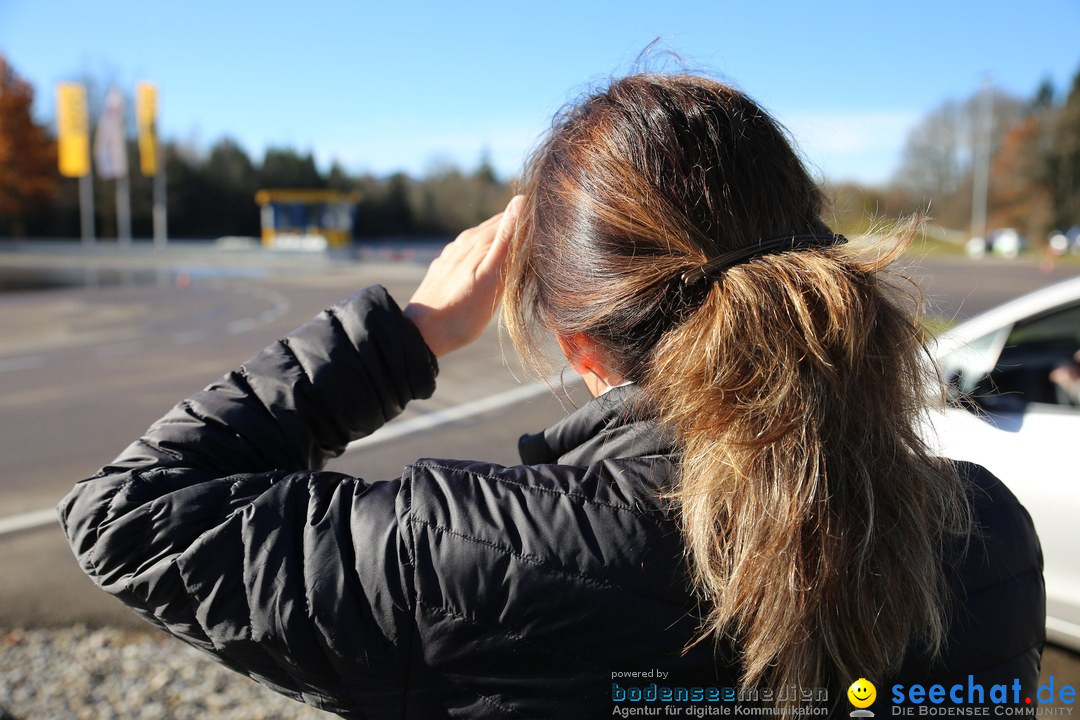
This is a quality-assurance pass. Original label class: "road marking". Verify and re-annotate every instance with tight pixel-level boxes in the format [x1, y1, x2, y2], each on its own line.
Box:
[173, 329, 207, 345]
[227, 318, 258, 334]
[93, 340, 144, 358]
[341, 379, 558, 455]
[0, 355, 46, 373]
[0, 378, 569, 538]
[0, 508, 57, 535]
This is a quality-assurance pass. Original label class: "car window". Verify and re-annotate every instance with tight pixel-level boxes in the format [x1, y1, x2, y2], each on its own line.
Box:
[990, 302, 1080, 409]
[938, 327, 1009, 397]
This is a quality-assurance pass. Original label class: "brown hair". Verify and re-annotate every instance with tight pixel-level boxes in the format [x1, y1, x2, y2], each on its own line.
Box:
[503, 74, 971, 698]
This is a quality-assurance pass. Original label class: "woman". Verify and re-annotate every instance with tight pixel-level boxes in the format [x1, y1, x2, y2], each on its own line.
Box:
[60, 75, 1044, 718]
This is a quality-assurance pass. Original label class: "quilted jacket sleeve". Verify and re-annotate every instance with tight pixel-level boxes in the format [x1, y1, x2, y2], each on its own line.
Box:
[58, 285, 439, 718]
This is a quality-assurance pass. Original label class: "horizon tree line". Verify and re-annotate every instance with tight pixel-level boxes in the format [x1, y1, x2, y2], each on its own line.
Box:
[2, 53, 1079, 243]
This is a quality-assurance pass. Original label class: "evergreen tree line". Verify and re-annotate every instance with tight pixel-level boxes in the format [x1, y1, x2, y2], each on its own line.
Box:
[15, 138, 512, 240]
[3, 51, 1079, 243]
[0, 54, 512, 241]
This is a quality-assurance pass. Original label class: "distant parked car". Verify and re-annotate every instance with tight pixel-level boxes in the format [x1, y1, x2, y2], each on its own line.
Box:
[1063, 226, 1080, 255]
[965, 228, 1027, 259]
[925, 277, 1080, 651]
[1048, 231, 1070, 256]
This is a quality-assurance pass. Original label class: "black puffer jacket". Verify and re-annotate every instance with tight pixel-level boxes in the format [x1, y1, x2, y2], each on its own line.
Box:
[59, 286, 1044, 718]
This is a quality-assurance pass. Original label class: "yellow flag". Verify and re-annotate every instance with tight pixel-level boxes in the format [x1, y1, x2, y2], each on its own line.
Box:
[56, 83, 90, 177]
[136, 82, 158, 176]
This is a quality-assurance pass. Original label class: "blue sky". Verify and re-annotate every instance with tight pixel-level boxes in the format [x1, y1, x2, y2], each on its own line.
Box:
[2, 1, 1078, 185]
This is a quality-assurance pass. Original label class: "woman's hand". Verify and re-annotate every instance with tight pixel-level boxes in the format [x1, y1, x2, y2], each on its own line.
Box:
[403, 195, 522, 357]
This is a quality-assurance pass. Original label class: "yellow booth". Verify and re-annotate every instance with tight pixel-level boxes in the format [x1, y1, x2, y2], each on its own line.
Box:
[255, 189, 361, 250]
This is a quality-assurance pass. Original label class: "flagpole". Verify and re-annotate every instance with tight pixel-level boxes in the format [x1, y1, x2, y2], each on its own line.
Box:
[79, 173, 95, 246]
[117, 174, 132, 245]
[153, 147, 167, 247]
[970, 77, 993, 247]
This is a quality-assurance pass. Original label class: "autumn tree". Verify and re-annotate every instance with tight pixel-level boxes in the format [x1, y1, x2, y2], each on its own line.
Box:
[986, 67, 1080, 240]
[0, 54, 58, 236]
[987, 80, 1057, 241]
[1047, 67, 1080, 231]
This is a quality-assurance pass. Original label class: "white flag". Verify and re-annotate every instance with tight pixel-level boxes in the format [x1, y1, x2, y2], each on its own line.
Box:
[94, 88, 128, 179]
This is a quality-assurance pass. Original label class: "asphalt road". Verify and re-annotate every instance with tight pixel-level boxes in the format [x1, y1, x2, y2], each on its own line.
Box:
[0, 253, 581, 628]
[0, 248, 1077, 676]
[896, 253, 1080, 321]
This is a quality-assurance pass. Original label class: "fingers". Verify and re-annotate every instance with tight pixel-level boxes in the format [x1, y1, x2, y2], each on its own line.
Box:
[467, 210, 505, 243]
[475, 211, 505, 230]
[440, 208, 505, 264]
[481, 195, 523, 275]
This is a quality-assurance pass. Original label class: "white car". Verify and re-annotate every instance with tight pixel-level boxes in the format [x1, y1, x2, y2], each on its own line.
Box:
[927, 276, 1080, 652]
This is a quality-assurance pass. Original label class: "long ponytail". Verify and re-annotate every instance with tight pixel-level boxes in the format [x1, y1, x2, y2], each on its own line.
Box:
[645, 245, 970, 692]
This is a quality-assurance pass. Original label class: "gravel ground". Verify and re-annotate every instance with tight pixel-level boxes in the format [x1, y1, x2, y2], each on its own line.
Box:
[2, 625, 1078, 718]
[0, 626, 330, 719]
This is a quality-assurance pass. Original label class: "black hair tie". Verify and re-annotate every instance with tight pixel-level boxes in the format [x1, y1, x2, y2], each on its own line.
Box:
[680, 232, 849, 286]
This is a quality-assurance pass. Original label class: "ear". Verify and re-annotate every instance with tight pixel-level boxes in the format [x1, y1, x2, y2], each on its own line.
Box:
[556, 333, 628, 398]
[556, 333, 587, 374]
[556, 333, 608, 379]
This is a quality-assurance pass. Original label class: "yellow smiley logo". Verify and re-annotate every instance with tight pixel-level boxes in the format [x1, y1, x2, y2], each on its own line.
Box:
[848, 678, 876, 708]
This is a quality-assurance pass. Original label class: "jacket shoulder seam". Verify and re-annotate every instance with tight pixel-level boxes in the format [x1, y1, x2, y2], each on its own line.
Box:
[412, 461, 651, 519]
[409, 516, 621, 592]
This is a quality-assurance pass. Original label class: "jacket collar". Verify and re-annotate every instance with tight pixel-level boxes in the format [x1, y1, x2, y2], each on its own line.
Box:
[518, 384, 674, 466]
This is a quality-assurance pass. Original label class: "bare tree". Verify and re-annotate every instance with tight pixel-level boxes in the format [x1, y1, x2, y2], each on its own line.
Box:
[894, 100, 965, 200]
[892, 89, 1024, 231]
